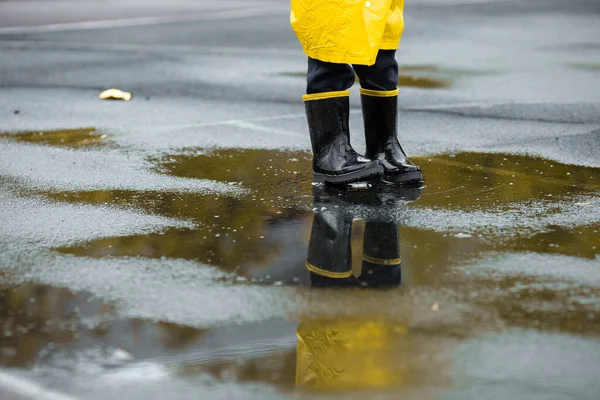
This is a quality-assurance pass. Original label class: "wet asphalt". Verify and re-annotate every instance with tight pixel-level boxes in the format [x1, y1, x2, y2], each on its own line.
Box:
[1, 0, 600, 399]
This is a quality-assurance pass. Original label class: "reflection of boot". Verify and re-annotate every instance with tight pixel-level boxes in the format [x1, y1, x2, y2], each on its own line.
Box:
[305, 91, 383, 185]
[359, 221, 401, 287]
[373, 181, 424, 204]
[306, 185, 358, 287]
[361, 89, 423, 184]
[306, 209, 354, 286]
[306, 184, 414, 288]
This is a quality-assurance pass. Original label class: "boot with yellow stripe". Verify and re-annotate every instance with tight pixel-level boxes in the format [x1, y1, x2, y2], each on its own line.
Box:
[304, 91, 383, 185]
[359, 221, 402, 287]
[360, 88, 423, 184]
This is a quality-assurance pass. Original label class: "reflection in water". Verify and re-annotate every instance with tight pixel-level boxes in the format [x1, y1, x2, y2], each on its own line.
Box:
[57, 148, 314, 278]
[175, 183, 451, 394]
[54, 151, 599, 267]
[0, 284, 113, 368]
[1, 284, 77, 367]
[0, 284, 208, 368]
[416, 152, 599, 210]
[0, 128, 111, 148]
[52, 150, 600, 333]
[305, 184, 421, 288]
[297, 184, 425, 392]
[296, 320, 410, 390]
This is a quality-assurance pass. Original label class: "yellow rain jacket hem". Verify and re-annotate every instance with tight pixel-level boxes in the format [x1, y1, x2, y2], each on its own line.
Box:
[291, 0, 405, 66]
[303, 49, 379, 66]
[380, 40, 401, 50]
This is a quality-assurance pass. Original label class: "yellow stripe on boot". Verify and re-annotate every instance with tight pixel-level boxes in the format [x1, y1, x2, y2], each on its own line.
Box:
[362, 254, 402, 266]
[303, 90, 351, 102]
[305, 260, 353, 278]
[359, 88, 399, 97]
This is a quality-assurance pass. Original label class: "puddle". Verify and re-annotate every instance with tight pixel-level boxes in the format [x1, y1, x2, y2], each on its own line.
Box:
[151, 148, 313, 201]
[416, 152, 599, 210]
[0, 283, 209, 369]
[53, 150, 600, 274]
[0, 283, 112, 368]
[178, 319, 453, 393]
[510, 224, 600, 259]
[49, 149, 314, 273]
[569, 62, 600, 72]
[49, 149, 600, 333]
[398, 73, 449, 89]
[0, 128, 111, 148]
[2, 148, 600, 396]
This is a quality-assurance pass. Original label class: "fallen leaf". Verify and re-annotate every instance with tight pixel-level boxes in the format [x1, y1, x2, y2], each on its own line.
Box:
[99, 88, 132, 101]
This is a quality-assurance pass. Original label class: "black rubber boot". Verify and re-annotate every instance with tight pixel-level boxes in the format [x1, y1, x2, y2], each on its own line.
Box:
[359, 221, 402, 287]
[304, 92, 383, 185]
[360, 89, 423, 184]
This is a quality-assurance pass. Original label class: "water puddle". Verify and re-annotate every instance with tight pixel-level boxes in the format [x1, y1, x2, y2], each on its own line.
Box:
[178, 319, 453, 393]
[0, 283, 210, 368]
[398, 73, 449, 89]
[0, 128, 111, 148]
[417, 152, 599, 209]
[49, 149, 600, 333]
[569, 62, 600, 72]
[0, 283, 113, 368]
[2, 148, 600, 396]
[53, 150, 599, 273]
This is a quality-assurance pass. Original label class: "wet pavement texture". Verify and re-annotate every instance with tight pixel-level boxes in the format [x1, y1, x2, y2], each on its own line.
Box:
[1, 0, 600, 399]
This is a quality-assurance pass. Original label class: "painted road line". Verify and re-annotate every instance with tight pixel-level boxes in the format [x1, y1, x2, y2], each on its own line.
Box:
[0, 6, 287, 35]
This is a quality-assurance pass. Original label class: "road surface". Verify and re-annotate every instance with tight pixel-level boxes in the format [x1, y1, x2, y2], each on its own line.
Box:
[1, 0, 600, 399]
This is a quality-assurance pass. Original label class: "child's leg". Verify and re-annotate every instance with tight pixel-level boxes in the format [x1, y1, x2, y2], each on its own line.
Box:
[306, 57, 355, 94]
[352, 50, 398, 91]
[354, 50, 423, 184]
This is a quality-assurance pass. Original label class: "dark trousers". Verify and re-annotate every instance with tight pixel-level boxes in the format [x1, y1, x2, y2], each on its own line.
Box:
[306, 50, 398, 94]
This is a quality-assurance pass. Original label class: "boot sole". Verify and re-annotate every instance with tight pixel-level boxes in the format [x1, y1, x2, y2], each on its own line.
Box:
[313, 164, 383, 185]
[381, 170, 424, 185]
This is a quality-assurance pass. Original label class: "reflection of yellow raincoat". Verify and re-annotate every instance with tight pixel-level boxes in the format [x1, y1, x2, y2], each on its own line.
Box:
[296, 320, 408, 390]
[290, 0, 405, 65]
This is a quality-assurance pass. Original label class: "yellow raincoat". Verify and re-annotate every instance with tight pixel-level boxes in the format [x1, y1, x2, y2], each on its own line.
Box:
[290, 0, 405, 66]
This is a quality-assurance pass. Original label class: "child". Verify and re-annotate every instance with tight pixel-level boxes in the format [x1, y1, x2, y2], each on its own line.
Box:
[291, 0, 423, 185]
